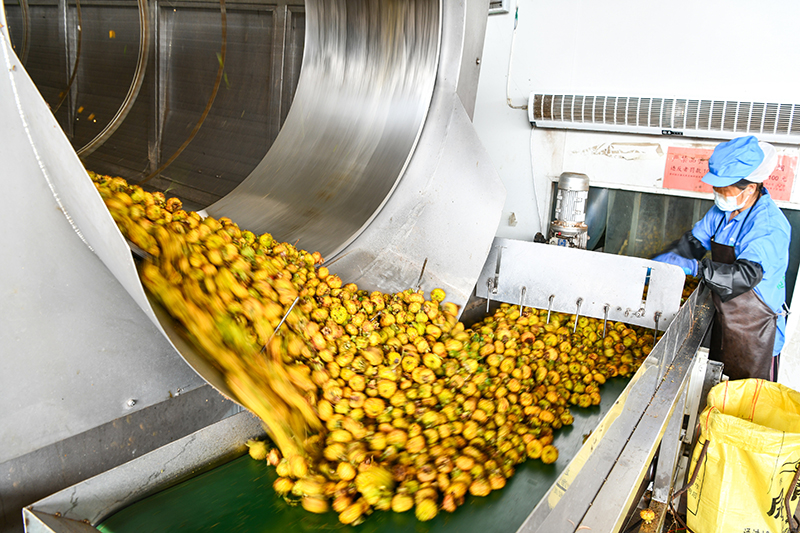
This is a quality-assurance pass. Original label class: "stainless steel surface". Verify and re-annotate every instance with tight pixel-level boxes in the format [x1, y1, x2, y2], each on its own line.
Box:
[557, 172, 590, 192]
[2, 386, 239, 533]
[576, 292, 713, 533]
[143, 0, 306, 204]
[672, 356, 722, 498]
[0, 20, 208, 466]
[516, 286, 714, 533]
[24, 512, 97, 533]
[651, 370, 690, 504]
[453, 0, 488, 121]
[681, 347, 709, 446]
[1, 0, 306, 206]
[14, 0, 29, 64]
[24, 411, 266, 531]
[476, 237, 685, 330]
[328, 0, 505, 310]
[549, 172, 589, 247]
[208, 0, 441, 258]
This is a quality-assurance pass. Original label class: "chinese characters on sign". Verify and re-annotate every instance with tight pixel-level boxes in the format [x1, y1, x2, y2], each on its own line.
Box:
[768, 155, 797, 201]
[662, 146, 797, 201]
[662, 147, 713, 193]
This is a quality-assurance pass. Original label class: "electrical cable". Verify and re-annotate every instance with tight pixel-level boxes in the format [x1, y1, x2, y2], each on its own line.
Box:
[505, 1, 526, 110]
[529, 127, 545, 235]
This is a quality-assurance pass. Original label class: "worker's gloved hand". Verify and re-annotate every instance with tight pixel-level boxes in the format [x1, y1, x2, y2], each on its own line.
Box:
[698, 258, 763, 302]
[653, 231, 708, 261]
[653, 252, 698, 276]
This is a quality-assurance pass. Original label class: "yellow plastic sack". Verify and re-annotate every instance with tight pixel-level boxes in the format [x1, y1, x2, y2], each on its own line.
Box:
[686, 379, 800, 533]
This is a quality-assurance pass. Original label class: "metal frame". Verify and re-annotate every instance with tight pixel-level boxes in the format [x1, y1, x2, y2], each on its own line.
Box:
[516, 285, 714, 533]
[23, 412, 266, 533]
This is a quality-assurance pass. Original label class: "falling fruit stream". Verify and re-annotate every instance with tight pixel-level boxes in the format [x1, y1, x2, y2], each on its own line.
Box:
[91, 171, 687, 524]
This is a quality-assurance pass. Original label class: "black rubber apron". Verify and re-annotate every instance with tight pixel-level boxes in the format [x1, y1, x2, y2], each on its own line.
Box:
[708, 197, 779, 381]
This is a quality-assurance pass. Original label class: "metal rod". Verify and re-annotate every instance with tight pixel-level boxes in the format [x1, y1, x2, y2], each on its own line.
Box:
[415, 257, 428, 290]
[519, 286, 527, 313]
[52, 0, 81, 114]
[546, 294, 554, 324]
[785, 461, 800, 533]
[261, 296, 300, 352]
[602, 304, 610, 338]
[653, 311, 662, 348]
[573, 298, 583, 333]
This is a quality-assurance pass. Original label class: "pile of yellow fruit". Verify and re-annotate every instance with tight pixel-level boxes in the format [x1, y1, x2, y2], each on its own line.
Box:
[90, 171, 659, 524]
[682, 275, 700, 304]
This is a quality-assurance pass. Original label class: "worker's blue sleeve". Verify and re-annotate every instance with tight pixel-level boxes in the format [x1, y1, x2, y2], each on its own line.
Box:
[690, 207, 725, 250]
[734, 202, 791, 313]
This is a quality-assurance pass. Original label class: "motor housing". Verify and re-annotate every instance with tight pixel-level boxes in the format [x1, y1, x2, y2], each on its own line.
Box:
[549, 172, 590, 248]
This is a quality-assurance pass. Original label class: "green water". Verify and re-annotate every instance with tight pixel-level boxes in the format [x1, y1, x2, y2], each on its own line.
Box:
[98, 378, 626, 533]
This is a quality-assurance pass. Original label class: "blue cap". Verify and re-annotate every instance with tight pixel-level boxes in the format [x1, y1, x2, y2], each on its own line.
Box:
[701, 136, 765, 187]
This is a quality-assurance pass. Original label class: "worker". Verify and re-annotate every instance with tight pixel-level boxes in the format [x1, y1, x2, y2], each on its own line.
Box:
[654, 135, 791, 381]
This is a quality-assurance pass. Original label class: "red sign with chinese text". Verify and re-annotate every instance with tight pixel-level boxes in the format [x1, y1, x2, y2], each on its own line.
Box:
[662, 146, 796, 201]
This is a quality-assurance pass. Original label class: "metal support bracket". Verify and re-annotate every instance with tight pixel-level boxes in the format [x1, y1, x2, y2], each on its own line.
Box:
[477, 238, 685, 330]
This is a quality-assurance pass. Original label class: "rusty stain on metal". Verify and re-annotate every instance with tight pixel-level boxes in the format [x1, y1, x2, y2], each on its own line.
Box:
[576, 142, 664, 160]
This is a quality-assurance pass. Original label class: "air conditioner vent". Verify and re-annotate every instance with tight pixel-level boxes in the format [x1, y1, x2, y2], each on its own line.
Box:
[489, 0, 509, 15]
[529, 93, 800, 143]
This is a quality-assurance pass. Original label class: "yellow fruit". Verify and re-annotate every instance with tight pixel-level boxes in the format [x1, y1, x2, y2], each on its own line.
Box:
[246, 439, 268, 461]
[273, 477, 294, 495]
[415, 498, 438, 521]
[391, 493, 414, 513]
[302, 496, 329, 514]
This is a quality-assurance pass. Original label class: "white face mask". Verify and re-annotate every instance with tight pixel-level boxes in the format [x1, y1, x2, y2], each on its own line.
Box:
[714, 188, 749, 212]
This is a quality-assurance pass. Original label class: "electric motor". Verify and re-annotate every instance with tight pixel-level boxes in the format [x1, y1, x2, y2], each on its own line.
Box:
[549, 172, 589, 249]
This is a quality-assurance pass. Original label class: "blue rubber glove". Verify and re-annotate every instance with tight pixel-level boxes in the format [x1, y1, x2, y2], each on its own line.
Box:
[653, 252, 698, 276]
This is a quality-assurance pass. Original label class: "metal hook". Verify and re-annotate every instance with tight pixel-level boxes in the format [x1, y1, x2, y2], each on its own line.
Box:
[573, 298, 583, 333]
[546, 295, 555, 324]
[602, 304, 610, 339]
[653, 311, 662, 348]
[519, 286, 527, 313]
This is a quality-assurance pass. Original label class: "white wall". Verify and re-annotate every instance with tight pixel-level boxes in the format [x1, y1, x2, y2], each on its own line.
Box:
[512, 0, 800, 103]
[473, 0, 800, 389]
